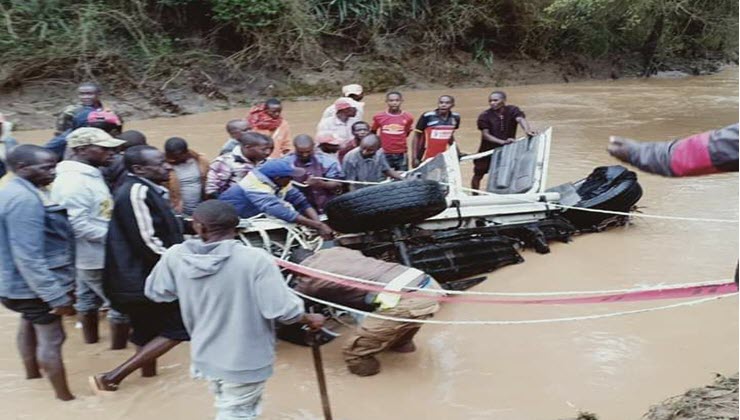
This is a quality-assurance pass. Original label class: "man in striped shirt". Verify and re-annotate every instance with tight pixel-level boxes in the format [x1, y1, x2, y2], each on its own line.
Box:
[92, 145, 189, 393]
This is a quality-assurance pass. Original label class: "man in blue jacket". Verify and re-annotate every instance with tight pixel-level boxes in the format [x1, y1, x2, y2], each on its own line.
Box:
[218, 158, 334, 239]
[0, 145, 76, 401]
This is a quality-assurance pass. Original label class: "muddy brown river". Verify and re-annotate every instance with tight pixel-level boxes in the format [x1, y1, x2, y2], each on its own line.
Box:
[6, 68, 739, 419]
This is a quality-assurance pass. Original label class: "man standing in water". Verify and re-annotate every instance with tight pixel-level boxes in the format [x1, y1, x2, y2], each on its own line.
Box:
[247, 98, 292, 158]
[316, 99, 359, 145]
[372, 91, 414, 171]
[0, 145, 76, 401]
[54, 82, 105, 136]
[471, 91, 537, 191]
[337, 121, 371, 163]
[206, 132, 274, 198]
[412, 95, 461, 167]
[92, 145, 189, 392]
[145, 200, 325, 419]
[284, 135, 343, 213]
[50, 128, 130, 349]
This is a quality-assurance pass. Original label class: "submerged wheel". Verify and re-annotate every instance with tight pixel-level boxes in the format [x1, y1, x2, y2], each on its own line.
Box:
[325, 180, 448, 233]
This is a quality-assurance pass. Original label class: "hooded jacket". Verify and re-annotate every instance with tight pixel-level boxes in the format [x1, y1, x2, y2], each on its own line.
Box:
[144, 239, 304, 383]
[51, 160, 113, 269]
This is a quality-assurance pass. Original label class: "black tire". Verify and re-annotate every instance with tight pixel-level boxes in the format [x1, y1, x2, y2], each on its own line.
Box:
[325, 180, 448, 233]
[407, 236, 523, 283]
[563, 165, 643, 230]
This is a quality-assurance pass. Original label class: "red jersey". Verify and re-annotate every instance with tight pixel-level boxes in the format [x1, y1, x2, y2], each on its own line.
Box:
[371, 111, 414, 154]
[415, 110, 461, 160]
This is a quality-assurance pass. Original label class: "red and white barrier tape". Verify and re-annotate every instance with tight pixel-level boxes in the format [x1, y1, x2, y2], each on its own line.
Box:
[276, 259, 738, 305]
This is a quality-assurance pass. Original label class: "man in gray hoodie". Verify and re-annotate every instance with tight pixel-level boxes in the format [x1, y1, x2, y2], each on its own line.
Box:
[144, 200, 325, 419]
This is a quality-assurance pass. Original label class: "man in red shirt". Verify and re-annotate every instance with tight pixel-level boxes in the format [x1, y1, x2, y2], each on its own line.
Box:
[471, 91, 537, 191]
[337, 121, 371, 164]
[372, 92, 414, 171]
[412, 95, 461, 167]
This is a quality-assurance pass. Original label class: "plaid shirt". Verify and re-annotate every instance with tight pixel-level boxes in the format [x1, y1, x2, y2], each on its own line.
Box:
[205, 148, 263, 197]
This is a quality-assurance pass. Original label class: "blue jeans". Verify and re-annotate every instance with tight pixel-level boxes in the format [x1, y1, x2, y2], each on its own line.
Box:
[75, 269, 128, 324]
[385, 153, 408, 171]
[209, 379, 265, 420]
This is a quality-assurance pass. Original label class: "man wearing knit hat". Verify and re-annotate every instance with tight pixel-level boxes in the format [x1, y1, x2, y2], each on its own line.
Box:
[218, 158, 334, 239]
[321, 84, 365, 121]
[50, 128, 131, 349]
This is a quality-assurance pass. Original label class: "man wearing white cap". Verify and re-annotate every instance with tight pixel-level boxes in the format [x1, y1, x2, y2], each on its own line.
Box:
[50, 127, 130, 349]
[321, 84, 365, 121]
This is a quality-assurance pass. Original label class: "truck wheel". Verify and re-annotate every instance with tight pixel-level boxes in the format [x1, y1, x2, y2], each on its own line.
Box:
[325, 180, 448, 233]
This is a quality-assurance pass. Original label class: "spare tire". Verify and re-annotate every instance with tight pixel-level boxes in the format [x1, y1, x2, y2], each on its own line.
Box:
[563, 165, 643, 230]
[325, 180, 448, 233]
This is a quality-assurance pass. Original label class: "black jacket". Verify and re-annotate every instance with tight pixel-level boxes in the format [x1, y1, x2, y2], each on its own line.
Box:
[104, 175, 183, 306]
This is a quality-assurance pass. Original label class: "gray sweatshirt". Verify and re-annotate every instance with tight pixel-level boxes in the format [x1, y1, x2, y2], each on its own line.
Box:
[144, 239, 304, 383]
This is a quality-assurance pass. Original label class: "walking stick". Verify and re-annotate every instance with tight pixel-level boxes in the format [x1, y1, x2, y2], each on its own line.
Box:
[308, 329, 334, 420]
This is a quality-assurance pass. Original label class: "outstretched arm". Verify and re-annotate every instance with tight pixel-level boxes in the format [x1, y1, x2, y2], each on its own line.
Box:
[608, 124, 739, 177]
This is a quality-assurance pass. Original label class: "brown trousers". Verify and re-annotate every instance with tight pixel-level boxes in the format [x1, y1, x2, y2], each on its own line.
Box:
[343, 296, 440, 366]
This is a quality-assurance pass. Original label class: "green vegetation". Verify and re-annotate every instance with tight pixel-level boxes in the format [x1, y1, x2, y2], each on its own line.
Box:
[0, 0, 736, 88]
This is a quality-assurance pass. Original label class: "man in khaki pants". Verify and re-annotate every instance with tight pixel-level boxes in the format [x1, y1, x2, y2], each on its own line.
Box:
[292, 247, 440, 376]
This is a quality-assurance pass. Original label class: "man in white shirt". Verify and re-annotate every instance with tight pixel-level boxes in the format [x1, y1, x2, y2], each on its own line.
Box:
[316, 99, 360, 146]
[50, 128, 130, 349]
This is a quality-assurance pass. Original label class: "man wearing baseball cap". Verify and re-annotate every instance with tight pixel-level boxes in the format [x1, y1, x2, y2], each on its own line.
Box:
[321, 83, 365, 121]
[50, 128, 130, 349]
[316, 98, 360, 146]
[218, 158, 334, 239]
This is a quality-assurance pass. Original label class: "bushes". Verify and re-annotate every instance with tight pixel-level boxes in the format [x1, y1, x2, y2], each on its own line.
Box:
[536, 0, 739, 63]
[0, 0, 736, 88]
[0, 0, 173, 86]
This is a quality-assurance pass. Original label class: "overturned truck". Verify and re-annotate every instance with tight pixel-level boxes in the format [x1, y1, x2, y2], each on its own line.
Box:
[324, 128, 643, 289]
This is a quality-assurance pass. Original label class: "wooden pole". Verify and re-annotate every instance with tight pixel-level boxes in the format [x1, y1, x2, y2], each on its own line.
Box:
[309, 331, 333, 420]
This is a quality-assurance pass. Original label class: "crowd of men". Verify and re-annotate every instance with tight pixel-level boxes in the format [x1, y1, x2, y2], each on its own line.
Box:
[0, 82, 541, 418]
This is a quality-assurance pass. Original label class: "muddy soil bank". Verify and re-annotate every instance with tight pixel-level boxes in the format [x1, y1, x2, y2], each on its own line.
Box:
[644, 373, 738, 420]
[560, 373, 739, 420]
[0, 54, 731, 131]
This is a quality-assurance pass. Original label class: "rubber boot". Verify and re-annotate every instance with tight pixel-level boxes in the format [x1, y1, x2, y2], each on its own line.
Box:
[109, 322, 129, 350]
[79, 312, 99, 344]
[140, 359, 157, 377]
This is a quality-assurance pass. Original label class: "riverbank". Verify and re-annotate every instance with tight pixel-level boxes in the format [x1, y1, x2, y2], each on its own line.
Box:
[0, 54, 731, 131]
